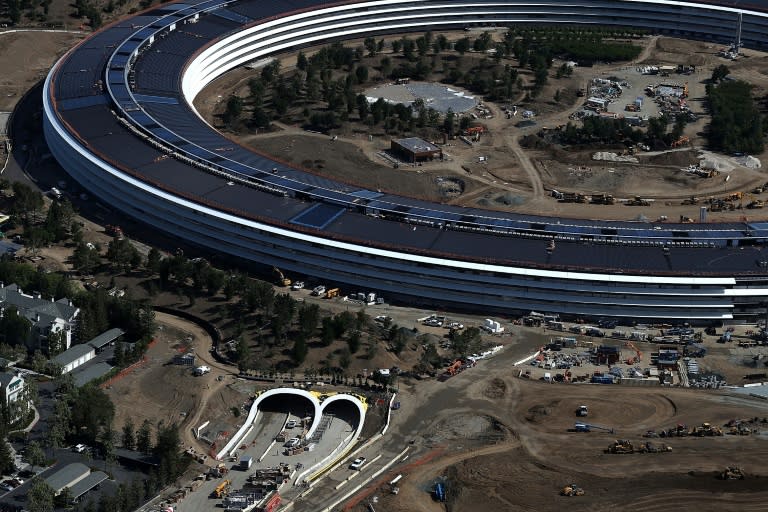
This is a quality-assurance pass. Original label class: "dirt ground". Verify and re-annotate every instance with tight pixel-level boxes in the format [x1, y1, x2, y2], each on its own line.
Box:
[195, 35, 768, 223]
[0, 31, 84, 111]
[353, 359, 768, 512]
[104, 311, 245, 458]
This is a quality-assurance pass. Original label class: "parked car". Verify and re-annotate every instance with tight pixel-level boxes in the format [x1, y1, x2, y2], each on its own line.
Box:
[284, 438, 301, 448]
[349, 457, 366, 470]
[286, 420, 297, 429]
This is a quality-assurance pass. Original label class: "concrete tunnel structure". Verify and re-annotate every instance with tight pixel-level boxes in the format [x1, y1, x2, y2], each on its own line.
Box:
[216, 388, 367, 461]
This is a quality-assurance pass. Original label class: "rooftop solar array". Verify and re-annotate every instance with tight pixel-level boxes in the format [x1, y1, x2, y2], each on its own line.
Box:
[48, 0, 768, 276]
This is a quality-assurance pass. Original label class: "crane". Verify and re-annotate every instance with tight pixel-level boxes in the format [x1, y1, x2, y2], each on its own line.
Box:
[272, 267, 291, 287]
[624, 341, 642, 365]
[574, 422, 615, 433]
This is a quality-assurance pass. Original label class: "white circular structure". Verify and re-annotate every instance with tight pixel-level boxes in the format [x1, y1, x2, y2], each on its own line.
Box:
[43, 0, 768, 322]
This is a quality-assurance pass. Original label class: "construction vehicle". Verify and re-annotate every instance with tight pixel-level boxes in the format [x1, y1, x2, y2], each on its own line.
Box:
[325, 288, 340, 299]
[720, 466, 745, 480]
[576, 405, 588, 417]
[624, 341, 642, 365]
[605, 439, 634, 454]
[433, 482, 446, 502]
[272, 267, 291, 287]
[681, 196, 699, 205]
[637, 441, 672, 453]
[690, 422, 724, 436]
[212, 479, 231, 498]
[104, 225, 124, 239]
[747, 199, 764, 209]
[560, 192, 587, 203]
[574, 422, 614, 433]
[626, 196, 651, 206]
[560, 483, 585, 496]
[590, 193, 615, 205]
[671, 135, 689, 148]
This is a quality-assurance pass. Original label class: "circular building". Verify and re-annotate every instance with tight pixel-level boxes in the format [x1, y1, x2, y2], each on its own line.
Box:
[43, 0, 768, 323]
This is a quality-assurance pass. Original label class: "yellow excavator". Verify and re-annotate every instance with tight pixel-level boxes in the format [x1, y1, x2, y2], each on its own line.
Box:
[272, 267, 291, 287]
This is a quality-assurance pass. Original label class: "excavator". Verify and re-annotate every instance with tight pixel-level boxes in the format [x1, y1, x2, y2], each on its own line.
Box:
[272, 267, 291, 287]
[624, 341, 642, 365]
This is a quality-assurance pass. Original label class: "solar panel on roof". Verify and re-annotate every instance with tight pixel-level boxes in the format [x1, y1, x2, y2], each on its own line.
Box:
[59, 96, 108, 111]
[134, 94, 179, 104]
[291, 204, 347, 229]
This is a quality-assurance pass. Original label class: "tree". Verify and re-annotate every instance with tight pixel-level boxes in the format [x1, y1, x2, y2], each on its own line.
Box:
[122, 418, 136, 450]
[46, 329, 66, 356]
[296, 51, 308, 70]
[347, 330, 361, 354]
[222, 95, 243, 128]
[27, 479, 55, 512]
[236, 337, 251, 371]
[0, 307, 31, 347]
[106, 237, 140, 273]
[27, 440, 46, 472]
[137, 419, 152, 454]
[146, 248, 162, 274]
[711, 64, 730, 83]
[0, 441, 14, 475]
[72, 241, 101, 274]
[454, 37, 470, 55]
[71, 386, 115, 444]
[297, 303, 320, 338]
[292, 336, 308, 365]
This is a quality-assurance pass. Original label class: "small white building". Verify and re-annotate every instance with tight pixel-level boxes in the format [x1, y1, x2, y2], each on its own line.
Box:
[0, 371, 28, 423]
[53, 343, 96, 374]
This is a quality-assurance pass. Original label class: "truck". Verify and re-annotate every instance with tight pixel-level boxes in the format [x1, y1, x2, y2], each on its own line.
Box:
[240, 455, 253, 470]
[194, 365, 211, 376]
[482, 318, 504, 334]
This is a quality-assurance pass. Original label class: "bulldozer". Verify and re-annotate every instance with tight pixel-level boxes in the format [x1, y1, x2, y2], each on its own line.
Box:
[560, 483, 585, 496]
[605, 439, 634, 454]
[720, 466, 745, 480]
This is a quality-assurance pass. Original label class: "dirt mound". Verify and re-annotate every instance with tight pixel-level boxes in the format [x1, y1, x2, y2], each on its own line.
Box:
[483, 377, 507, 399]
[642, 149, 699, 167]
[425, 414, 507, 445]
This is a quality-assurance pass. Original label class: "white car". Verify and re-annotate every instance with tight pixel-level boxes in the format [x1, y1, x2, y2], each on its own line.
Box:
[349, 457, 366, 470]
[286, 420, 297, 429]
[284, 438, 301, 448]
[194, 366, 211, 376]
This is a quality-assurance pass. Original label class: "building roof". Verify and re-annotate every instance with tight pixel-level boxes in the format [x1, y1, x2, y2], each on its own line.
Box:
[393, 137, 440, 153]
[67, 471, 108, 501]
[0, 284, 78, 329]
[0, 371, 21, 388]
[87, 328, 125, 349]
[45, 463, 90, 493]
[72, 362, 113, 387]
[53, 343, 95, 367]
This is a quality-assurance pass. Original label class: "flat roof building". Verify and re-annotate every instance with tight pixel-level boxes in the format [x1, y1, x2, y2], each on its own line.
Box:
[52, 343, 95, 374]
[45, 463, 90, 495]
[391, 137, 442, 163]
[87, 328, 125, 352]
